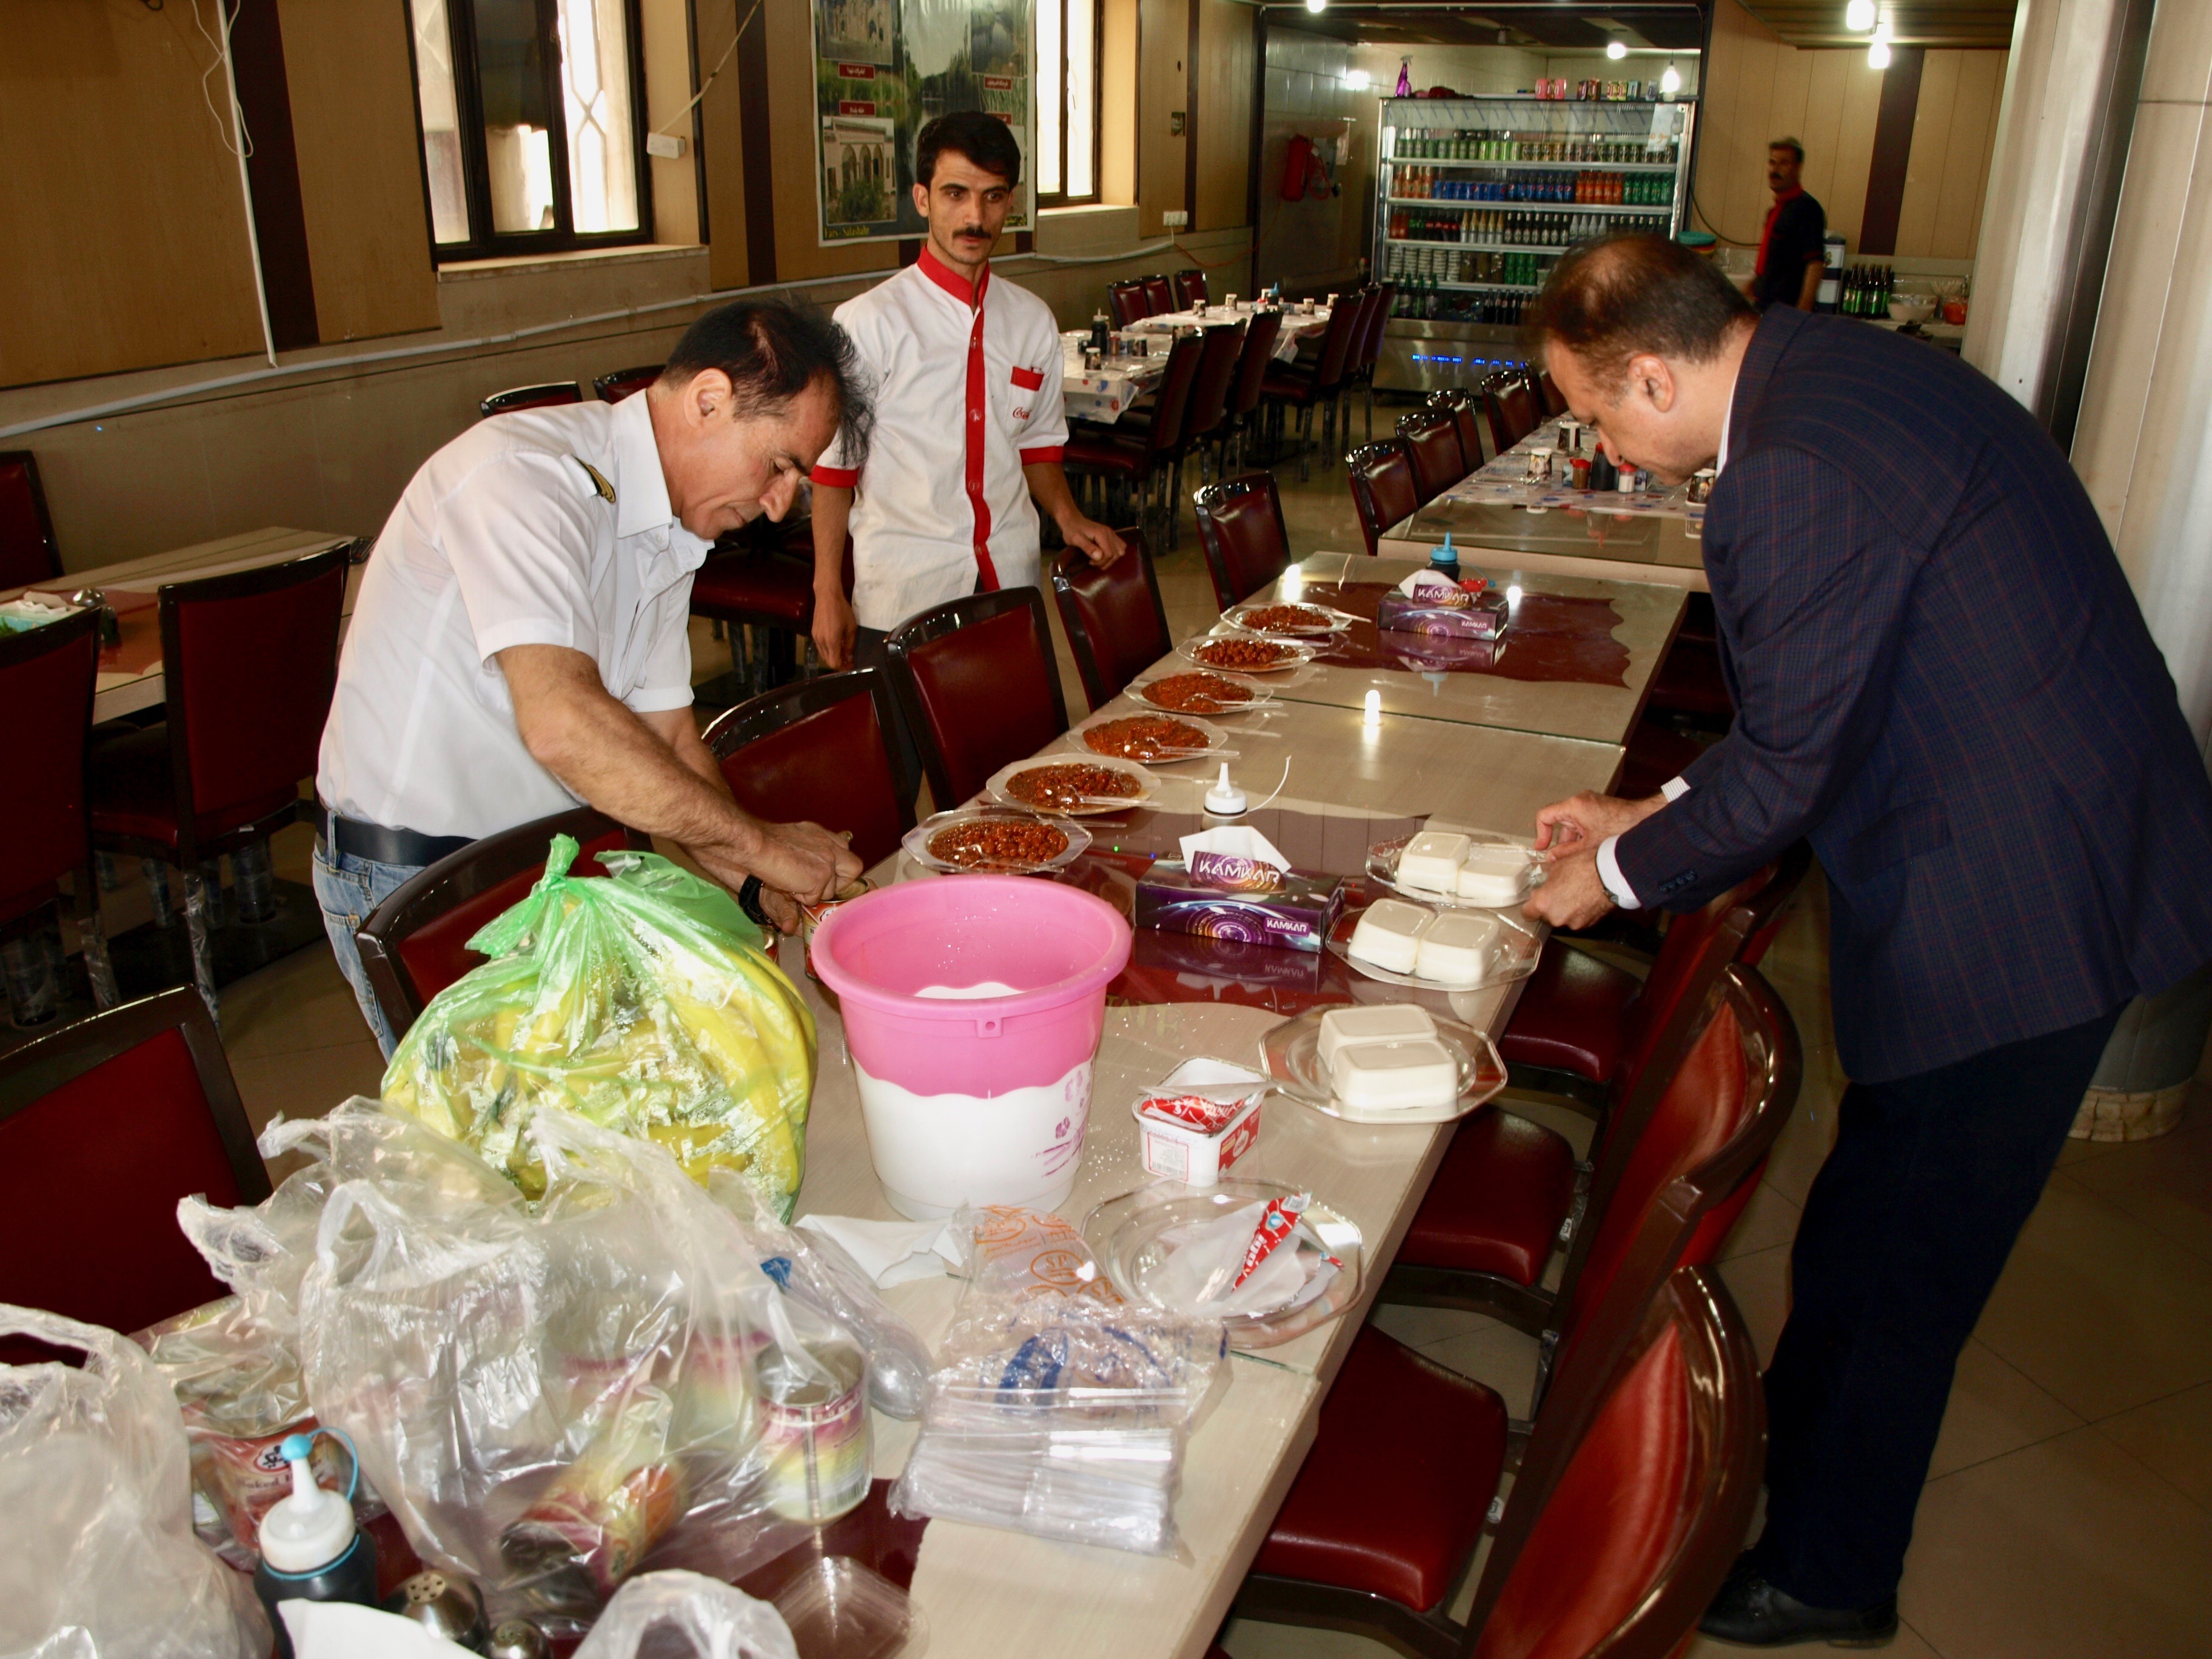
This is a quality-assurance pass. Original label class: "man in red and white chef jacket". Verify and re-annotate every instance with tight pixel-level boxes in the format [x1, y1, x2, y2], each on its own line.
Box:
[808, 110, 1123, 773]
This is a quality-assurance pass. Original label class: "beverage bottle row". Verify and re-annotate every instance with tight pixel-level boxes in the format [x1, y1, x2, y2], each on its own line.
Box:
[1387, 207, 1673, 247]
[1383, 246, 1547, 288]
[1396, 129, 1681, 166]
[1840, 264, 1896, 317]
[1391, 279, 1533, 328]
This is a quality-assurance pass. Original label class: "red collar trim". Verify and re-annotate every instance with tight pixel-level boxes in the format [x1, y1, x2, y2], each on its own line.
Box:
[917, 242, 989, 308]
[1769, 184, 1804, 206]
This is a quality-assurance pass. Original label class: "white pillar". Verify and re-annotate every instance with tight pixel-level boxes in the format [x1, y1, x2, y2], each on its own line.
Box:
[2070, 2, 2212, 746]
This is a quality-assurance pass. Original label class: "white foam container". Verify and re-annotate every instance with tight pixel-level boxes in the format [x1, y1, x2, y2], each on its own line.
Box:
[1130, 1057, 1269, 1188]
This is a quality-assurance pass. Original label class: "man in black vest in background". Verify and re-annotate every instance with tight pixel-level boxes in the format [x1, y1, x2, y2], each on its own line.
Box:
[1749, 138, 1826, 313]
[1521, 235, 2212, 1646]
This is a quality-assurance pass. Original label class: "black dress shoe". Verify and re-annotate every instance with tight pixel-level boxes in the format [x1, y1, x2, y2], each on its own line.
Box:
[1698, 1555, 1899, 1648]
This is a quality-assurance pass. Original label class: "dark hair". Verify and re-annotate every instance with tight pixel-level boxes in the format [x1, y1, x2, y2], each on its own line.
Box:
[915, 111, 1022, 190]
[1523, 233, 1754, 389]
[1769, 136, 1805, 164]
[662, 298, 872, 467]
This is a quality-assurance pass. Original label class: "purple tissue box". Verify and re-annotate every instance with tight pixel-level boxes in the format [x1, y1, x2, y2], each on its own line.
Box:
[1133, 860, 1347, 954]
[1376, 589, 1511, 639]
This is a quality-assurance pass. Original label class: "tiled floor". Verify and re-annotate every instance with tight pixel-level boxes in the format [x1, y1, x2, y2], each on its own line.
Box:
[108, 440, 2212, 1658]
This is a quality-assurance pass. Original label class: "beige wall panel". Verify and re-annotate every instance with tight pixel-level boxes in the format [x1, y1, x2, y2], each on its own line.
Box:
[766, 0, 894, 281]
[695, 0, 749, 289]
[1138, 0, 1189, 237]
[1936, 52, 2006, 261]
[1766, 42, 1815, 167]
[1826, 56, 1885, 253]
[1798, 49, 1854, 212]
[0, 1, 264, 385]
[276, 0, 441, 343]
[1101, 0, 1138, 205]
[1894, 49, 1960, 258]
[1194, 0, 1253, 231]
[640, 0, 701, 246]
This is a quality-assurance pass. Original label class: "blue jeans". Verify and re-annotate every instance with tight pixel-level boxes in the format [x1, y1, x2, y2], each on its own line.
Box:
[311, 843, 424, 1060]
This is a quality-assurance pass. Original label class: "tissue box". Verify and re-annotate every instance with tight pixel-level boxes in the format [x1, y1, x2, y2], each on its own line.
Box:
[1376, 589, 1511, 639]
[1134, 859, 1346, 954]
[1133, 1058, 1267, 1186]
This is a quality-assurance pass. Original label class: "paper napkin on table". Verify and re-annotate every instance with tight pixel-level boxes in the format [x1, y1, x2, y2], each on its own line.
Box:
[796, 1213, 964, 1287]
[281, 1603, 477, 1659]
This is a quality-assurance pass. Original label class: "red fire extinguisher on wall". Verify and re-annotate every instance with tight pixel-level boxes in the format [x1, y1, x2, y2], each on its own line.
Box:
[1281, 134, 1334, 201]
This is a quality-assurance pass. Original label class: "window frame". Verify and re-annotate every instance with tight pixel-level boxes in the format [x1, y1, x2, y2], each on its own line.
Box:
[407, 0, 657, 263]
[1036, 0, 1103, 209]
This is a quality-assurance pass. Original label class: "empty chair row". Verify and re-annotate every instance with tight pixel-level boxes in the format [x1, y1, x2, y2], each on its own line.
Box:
[479, 363, 663, 419]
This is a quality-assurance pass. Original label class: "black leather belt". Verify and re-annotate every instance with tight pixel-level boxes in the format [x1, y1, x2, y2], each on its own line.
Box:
[313, 802, 473, 868]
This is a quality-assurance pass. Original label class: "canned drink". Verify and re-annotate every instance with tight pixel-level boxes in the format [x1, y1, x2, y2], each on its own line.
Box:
[1686, 468, 1717, 503]
[800, 879, 872, 980]
[501, 1451, 687, 1600]
[757, 1336, 870, 1524]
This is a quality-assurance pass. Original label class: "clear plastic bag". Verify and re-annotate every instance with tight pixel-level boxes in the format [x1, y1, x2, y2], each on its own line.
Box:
[283, 1099, 858, 1628]
[0, 1305, 271, 1659]
[887, 1208, 1228, 1557]
[571, 1570, 800, 1659]
[380, 835, 817, 1219]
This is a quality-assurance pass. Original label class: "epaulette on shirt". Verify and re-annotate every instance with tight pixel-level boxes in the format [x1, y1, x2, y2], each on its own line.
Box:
[571, 458, 617, 503]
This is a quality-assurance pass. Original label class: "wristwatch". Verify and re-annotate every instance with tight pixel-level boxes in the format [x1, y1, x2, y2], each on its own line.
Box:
[737, 875, 772, 927]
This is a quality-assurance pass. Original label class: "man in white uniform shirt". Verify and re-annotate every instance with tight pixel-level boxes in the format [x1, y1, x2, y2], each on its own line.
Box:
[806, 112, 1122, 785]
[316, 301, 869, 1053]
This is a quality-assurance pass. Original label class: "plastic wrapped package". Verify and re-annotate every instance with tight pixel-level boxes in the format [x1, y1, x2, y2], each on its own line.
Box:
[888, 1208, 1228, 1557]
[571, 1570, 800, 1659]
[381, 836, 817, 1219]
[0, 1306, 271, 1659]
[273, 1101, 865, 1628]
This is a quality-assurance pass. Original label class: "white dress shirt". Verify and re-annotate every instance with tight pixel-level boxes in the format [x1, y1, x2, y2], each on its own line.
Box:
[810, 248, 1070, 631]
[318, 394, 710, 839]
[1595, 372, 1740, 909]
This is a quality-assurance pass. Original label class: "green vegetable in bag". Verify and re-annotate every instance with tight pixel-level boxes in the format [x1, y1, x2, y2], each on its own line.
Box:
[381, 836, 816, 1218]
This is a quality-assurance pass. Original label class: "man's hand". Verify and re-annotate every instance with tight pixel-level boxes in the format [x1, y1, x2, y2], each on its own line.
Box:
[1523, 845, 1615, 931]
[813, 586, 858, 671]
[1059, 512, 1125, 568]
[734, 820, 862, 910]
[1533, 790, 1666, 851]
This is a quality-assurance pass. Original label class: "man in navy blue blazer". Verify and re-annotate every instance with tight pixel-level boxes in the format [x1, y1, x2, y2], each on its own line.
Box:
[1520, 236, 2212, 1646]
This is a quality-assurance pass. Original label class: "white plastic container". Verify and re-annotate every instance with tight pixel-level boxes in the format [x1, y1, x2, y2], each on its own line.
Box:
[1347, 899, 1434, 973]
[1131, 1057, 1269, 1187]
[1316, 1005, 1438, 1070]
[1397, 830, 1471, 894]
[1329, 1039, 1462, 1111]
[1415, 910, 1504, 985]
[1456, 843, 1534, 907]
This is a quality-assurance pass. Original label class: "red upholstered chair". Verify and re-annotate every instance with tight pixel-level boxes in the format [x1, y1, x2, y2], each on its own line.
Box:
[703, 668, 914, 870]
[355, 806, 649, 1041]
[1235, 968, 1791, 1657]
[690, 525, 852, 699]
[1140, 273, 1176, 316]
[0, 611, 119, 1027]
[1482, 371, 1541, 455]
[1429, 386, 1487, 469]
[1346, 284, 1395, 445]
[1050, 533, 1170, 710]
[1065, 330, 1203, 552]
[883, 588, 1069, 809]
[1171, 269, 1209, 310]
[1533, 367, 1569, 418]
[1261, 299, 1365, 481]
[1192, 472, 1293, 610]
[593, 364, 663, 403]
[480, 382, 585, 418]
[1346, 440, 1419, 558]
[1107, 280, 1149, 330]
[87, 545, 350, 1020]
[1172, 320, 1248, 490]
[0, 450, 62, 591]
[0, 985, 270, 1365]
[1218, 308, 1284, 472]
[1396, 406, 1467, 505]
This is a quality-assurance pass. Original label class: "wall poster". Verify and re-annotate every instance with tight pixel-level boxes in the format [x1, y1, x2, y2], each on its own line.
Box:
[812, 0, 1034, 245]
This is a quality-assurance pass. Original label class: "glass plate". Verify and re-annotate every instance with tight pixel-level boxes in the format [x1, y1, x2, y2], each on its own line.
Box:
[1259, 1006, 1508, 1125]
[1128, 670, 1276, 716]
[984, 753, 1158, 817]
[902, 807, 1093, 875]
[1083, 1177, 1364, 1349]
[1065, 711, 1231, 765]
[1325, 900, 1543, 992]
[1366, 833, 1547, 909]
[1221, 600, 1356, 638]
[1176, 634, 1320, 674]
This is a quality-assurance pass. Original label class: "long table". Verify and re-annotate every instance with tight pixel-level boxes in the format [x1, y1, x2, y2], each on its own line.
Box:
[3, 526, 360, 720]
[782, 700, 1623, 1655]
[1230, 552, 1686, 746]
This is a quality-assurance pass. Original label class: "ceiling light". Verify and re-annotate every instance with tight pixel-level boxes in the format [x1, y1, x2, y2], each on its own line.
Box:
[1606, 40, 1627, 60]
[1660, 62, 1681, 94]
[1344, 69, 1370, 90]
[1845, 0, 1876, 30]
[1868, 33, 1891, 67]
[1304, 0, 1324, 11]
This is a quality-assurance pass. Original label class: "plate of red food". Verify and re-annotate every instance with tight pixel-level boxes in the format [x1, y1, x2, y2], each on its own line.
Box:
[1128, 670, 1275, 716]
[1176, 634, 1319, 674]
[1067, 711, 1230, 764]
[985, 754, 1158, 816]
[902, 808, 1093, 875]
[1222, 601, 1353, 638]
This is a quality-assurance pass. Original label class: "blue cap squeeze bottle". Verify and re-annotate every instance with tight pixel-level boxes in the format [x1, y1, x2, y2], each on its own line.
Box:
[253, 1429, 378, 1659]
[1428, 530, 1461, 580]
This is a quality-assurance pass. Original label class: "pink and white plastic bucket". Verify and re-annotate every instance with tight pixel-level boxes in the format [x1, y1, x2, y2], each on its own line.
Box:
[809, 876, 1133, 1218]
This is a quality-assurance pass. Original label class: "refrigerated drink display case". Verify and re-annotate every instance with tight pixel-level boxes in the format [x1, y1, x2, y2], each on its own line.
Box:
[1374, 92, 1698, 392]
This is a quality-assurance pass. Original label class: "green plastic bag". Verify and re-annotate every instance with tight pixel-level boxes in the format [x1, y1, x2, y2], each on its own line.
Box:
[381, 836, 817, 1219]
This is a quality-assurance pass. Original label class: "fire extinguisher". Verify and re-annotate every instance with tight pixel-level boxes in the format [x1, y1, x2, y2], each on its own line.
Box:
[1281, 134, 1333, 201]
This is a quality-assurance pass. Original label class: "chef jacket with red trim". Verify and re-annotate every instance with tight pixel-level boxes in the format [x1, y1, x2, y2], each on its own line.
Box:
[810, 247, 1069, 632]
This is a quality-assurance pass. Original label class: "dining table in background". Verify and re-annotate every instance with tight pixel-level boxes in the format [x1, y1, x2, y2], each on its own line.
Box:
[1130, 305, 1330, 360]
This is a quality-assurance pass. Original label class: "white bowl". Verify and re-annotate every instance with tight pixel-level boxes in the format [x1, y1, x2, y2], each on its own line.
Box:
[1888, 295, 1937, 324]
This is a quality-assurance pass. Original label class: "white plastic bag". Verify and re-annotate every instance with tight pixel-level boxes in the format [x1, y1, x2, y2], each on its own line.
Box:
[572, 1570, 800, 1659]
[0, 1305, 271, 1659]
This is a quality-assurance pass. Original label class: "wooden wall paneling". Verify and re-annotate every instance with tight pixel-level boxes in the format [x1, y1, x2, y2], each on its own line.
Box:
[1194, 0, 1253, 230]
[0, 1, 266, 386]
[1799, 47, 1854, 216]
[1138, 0, 1189, 238]
[1101, 0, 1138, 205]
[1768, 39, 1815, 166]
[763, 0, 894, 282]
[275, 0, 441, 343]
[696, 0, 751, 289]
[1828, 50, 1885, 251]
[1859, 46, 1927, 256]
[1931, 50, 2006, 260]
[1892, 48, 1960, 257]
[640, 0, 702, 245]
[227, 0, 319, 349]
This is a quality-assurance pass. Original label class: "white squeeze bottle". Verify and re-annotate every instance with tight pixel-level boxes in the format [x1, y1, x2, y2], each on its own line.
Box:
[252, 1429, 380, 1659]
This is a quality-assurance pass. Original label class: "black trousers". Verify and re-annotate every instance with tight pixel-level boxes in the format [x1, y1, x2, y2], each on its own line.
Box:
[1749, 1004, 2124, 1610]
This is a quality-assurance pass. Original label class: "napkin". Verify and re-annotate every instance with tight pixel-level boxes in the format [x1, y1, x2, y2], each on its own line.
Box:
[1398, 568, 1461, 599]
[1148, 1200, 1314, 1316]
[796, 1213, 964, 1287]
[280, 1602, 478, 1659]
[1179, 826, 1291, 891]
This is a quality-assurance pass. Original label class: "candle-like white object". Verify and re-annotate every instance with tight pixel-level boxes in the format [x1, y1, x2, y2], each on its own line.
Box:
[1363, 688, 1382, 726]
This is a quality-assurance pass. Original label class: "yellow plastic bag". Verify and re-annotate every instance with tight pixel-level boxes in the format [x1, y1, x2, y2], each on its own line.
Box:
[381, 836, 816, 1218]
